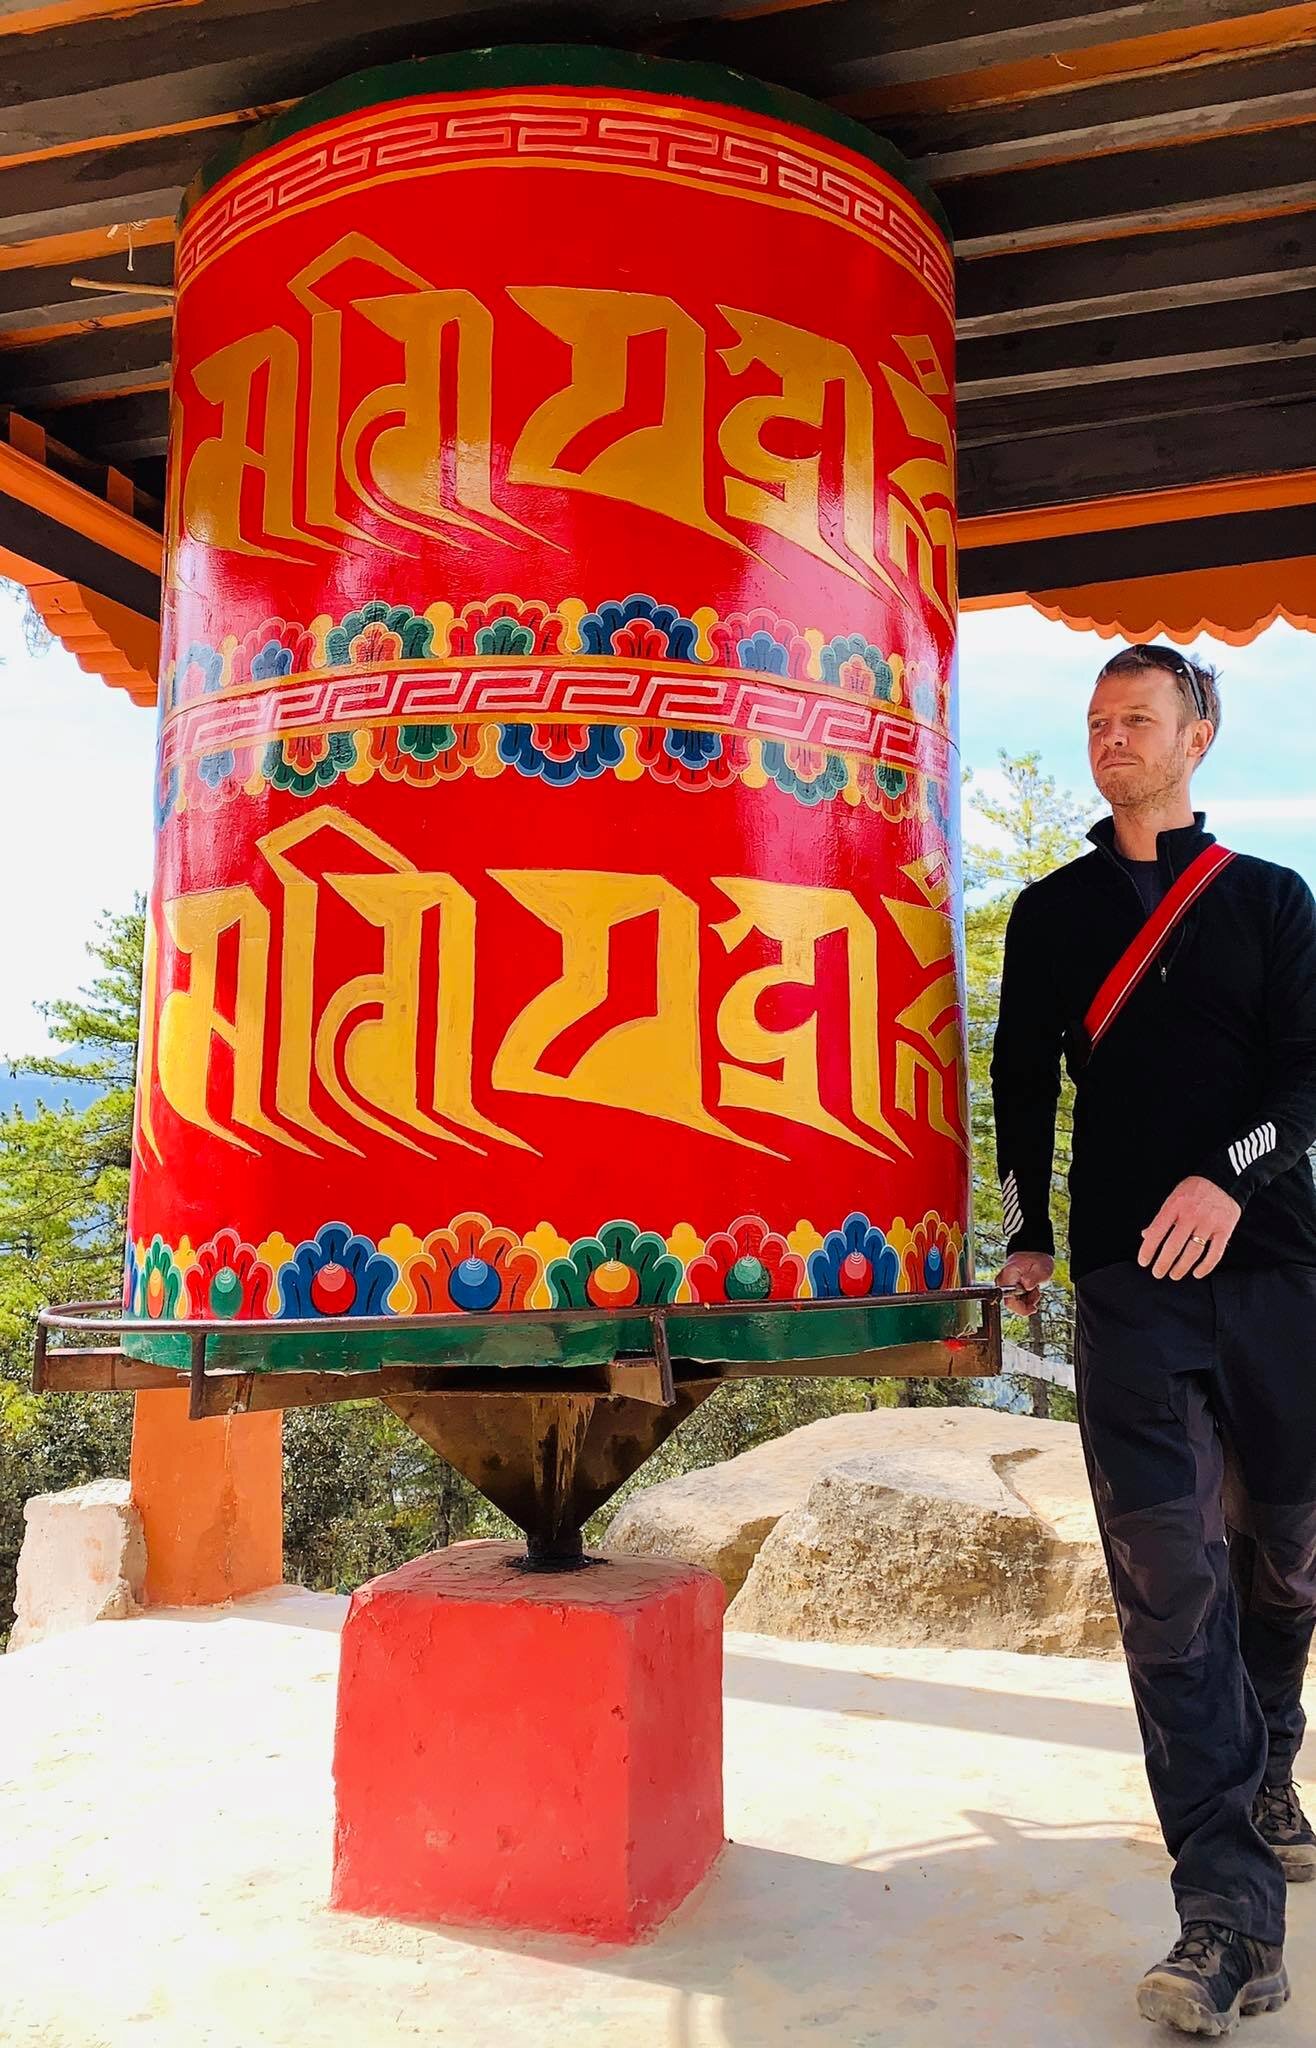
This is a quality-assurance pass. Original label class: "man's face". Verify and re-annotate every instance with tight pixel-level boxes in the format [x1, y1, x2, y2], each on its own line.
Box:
[1087, 667, 1205, 809]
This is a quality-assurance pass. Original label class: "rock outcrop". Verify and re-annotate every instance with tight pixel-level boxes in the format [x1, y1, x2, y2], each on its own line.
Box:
[606, 1408, 1118, 1656]
[9, 1479, 145, 1652]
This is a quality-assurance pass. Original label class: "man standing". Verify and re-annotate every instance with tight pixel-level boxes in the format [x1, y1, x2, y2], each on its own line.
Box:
[992, 643, 1316, 2036]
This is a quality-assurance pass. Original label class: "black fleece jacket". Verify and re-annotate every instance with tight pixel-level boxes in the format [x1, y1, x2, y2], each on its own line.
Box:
[991, 812, 1316, 1282]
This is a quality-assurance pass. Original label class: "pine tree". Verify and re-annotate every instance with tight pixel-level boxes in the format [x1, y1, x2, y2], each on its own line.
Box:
[0, 903, 142, 1373]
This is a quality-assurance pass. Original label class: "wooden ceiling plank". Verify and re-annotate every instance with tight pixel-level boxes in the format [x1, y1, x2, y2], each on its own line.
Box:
[959, 262, 1316, 337]
[958, 207, 1316, 322]
[959, 355, 1315, 445]
[0, 185, 187, 253]
[32, 389, 171, 462]
[23, 368, 170, 406]
[676, 0, 1309, 95]
[962, 332, 1316, 400]
[834, 2, 1316, 116]
[0, 241, 173, 321]
[941, 120, 1316, 244]
[956, 183, 1316, 256]
[0, 303, 171, 348]
[958, 281, 1316, 382]
[960, 391, 1316, 519]
[0, 0, 201, 34]
[0, 217, 173, 273]
[913, 82, 1316, 180]
[0, 105, 290, 179]
[0, 312, 173, 384]
[885, 43, 1316, 165]
[960, 504, 1316, 600]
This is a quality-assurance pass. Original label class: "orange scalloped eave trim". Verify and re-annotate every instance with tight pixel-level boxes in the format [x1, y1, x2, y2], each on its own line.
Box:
[1025, 558, 1316, 650]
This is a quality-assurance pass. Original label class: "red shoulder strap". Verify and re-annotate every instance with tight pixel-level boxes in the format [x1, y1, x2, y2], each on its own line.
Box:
[1084, 844, 1236, 1052]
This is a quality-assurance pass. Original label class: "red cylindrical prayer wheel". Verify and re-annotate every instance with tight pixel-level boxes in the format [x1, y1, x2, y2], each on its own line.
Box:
[125, 48, 965, 1349]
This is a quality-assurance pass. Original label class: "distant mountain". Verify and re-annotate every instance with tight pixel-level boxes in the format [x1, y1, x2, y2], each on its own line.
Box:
[0, 1067, 104, 1117]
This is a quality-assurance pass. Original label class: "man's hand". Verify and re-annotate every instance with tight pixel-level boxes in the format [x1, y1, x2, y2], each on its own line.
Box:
[996, 1251, 1055, 1316]
[1140, 1176, 1242, 1280]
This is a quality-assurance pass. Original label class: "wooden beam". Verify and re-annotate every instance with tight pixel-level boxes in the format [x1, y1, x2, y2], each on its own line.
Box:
[0, 216, 172, 275]
[941, 122, 1316, 255]
[0, 314, 171, 403]
[0, 0, 825, 154]
[962, 468, 1316, 550]
[678, 0, 1314, 99]
[957, 283, 1316, 398]
[958, 209, 1316, 336]
[0, 303, 170, 350]
[961, 389, 1316, 518]
[832, 2, 1316, 117]
[33, 1348, 184, 1392]
[959, 353, 1314, 446]
[894, 45, 1316, 180]
[0, 239, 172, 322]
[961, 503, 1316, 599]
[47, 387, 169, 461]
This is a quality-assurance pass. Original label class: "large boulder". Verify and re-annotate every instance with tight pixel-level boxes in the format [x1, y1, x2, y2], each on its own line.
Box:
[606, 1408, 1118, 1656]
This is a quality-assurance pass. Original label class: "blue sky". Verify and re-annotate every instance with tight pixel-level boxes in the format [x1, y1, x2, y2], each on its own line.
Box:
[1, 593, 1312, 1056]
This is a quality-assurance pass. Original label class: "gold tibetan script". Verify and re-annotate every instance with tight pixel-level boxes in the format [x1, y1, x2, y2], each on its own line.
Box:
[175, 237, 955, 610]
[141, 809, 966, 1164]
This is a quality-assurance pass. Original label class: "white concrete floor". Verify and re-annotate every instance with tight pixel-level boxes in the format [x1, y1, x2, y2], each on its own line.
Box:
[0, 1587, 1311, 2048]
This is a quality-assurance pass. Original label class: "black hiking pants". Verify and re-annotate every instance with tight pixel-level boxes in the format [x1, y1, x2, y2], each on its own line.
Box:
[1075, 1261, 1316, 1945]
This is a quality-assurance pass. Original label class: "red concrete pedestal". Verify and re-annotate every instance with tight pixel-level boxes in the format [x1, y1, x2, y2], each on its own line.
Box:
[331, 1540, 725, 1941]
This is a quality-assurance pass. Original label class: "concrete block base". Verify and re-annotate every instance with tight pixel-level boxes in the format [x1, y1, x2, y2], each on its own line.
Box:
[331, 1540, 725, 1940]
[9, 1479, 146, 1652]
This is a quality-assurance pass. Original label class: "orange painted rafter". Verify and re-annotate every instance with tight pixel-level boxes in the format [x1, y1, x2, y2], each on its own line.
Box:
[0, 438, 162, 572]
[39, 377, 170, 413]
[0, 104, 292, 177]
[0, 304, 171, 349]
[0, 219, 174, 275]
[0, 0, 199, 37]
[960, 469, 1316, 552]
[842, 3, 1316, 120]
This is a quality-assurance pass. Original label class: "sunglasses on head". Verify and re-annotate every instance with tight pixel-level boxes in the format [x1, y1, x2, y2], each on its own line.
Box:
[1102, 643, 1210, 723]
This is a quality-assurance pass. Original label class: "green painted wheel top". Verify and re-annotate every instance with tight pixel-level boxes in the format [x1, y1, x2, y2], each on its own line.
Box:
[182, 42, 949, 240]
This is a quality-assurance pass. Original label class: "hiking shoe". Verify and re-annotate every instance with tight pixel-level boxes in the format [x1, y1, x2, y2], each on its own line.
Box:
[1136, 1921, 1288, 2037]
[1254, 1779, 1316, 1882]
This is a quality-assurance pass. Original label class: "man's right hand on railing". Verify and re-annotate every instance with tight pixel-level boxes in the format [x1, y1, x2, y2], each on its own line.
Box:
[996, 1252, 1055, 1317]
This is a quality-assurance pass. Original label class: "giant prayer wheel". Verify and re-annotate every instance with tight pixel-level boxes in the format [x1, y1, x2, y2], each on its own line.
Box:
[124, 47, 966, 1362]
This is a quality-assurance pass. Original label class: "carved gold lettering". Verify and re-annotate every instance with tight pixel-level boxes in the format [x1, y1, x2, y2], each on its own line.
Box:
[156, 885, 305, 1153]
[134, 903, 162, 1167]
[717, 308, 898, 597]
[491, 869, 765, 1150]
[340, 278, 525, 548]
[883, 879, 968, 1148]
[257, 808, 524, 1157]
[181, 327, 327, 562]
[712, 878, 905, 1156]
[880, 333, 957, 624]
[507, 287, 734, 546]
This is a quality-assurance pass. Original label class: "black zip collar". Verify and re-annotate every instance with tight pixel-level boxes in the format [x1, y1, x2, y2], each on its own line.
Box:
[1087, 810, 1215, 882]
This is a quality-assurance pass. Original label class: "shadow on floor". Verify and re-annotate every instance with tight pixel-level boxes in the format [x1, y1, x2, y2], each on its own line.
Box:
[724, 1647, 1141, 1755]
[440, 1817, 1248, 2048]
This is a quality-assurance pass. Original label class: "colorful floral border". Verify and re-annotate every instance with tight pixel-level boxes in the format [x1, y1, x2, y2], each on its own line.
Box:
[125, 1208, 967, 1323]
[156, 592, 953, 832]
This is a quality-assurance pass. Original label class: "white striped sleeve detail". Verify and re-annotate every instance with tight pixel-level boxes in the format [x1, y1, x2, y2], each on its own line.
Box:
[1001, 1170, 1025, 1239]
[1228, 1122, 1278, 1177]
